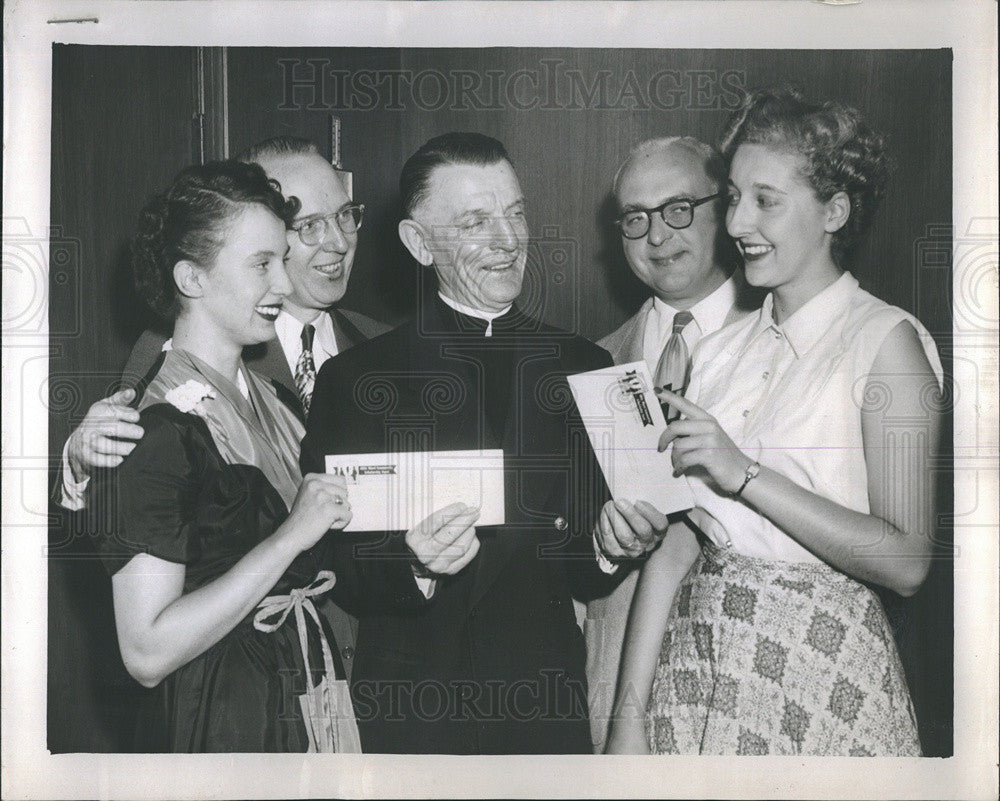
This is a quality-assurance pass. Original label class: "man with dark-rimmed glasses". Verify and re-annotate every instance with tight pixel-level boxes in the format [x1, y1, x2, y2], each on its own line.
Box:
[584, 135, 761, 753]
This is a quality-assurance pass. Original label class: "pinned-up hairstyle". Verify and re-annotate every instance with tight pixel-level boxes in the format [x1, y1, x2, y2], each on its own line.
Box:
[132, 160, 298, 321]
[719, 87, 892, 266]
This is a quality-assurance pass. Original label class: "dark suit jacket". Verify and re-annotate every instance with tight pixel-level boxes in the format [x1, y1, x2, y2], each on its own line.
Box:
[119, 307, 391, 681]
[300, 296, 618, 754]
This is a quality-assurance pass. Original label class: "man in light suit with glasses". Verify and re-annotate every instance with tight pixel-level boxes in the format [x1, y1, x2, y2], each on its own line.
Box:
[585, 135, 761, 753]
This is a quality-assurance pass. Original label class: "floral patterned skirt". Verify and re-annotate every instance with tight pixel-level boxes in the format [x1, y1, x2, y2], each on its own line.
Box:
[645, 542, 921, 756]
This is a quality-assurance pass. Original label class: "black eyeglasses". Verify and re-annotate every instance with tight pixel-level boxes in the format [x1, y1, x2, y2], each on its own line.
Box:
[291, 204, 365, 245]
[615, 192, 722, 239]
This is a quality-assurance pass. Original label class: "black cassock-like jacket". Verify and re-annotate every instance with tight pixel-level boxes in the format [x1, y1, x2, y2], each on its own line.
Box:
[301, 294, 619, 754]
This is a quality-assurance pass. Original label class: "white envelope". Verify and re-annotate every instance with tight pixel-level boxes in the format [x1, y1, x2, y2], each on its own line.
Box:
[325, 450, 505, 532]
[567, 361, 696, 516]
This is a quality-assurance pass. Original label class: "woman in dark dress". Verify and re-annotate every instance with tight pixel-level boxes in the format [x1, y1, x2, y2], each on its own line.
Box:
[92, 161, 357, 752]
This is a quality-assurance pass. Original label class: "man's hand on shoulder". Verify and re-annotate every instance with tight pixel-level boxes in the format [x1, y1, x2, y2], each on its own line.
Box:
[66, 388, 144, 482]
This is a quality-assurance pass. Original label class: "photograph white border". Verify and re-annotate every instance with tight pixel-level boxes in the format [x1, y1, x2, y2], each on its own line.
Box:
[3, 2, 997, 798]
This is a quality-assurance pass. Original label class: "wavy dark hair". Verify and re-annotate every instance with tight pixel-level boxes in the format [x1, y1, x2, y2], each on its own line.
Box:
[132, 160, 299, 322]
[400, 132, 511, 218]
[718, 87, 892, 267]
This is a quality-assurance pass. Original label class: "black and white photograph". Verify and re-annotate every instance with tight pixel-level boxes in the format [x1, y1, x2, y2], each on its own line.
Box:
[3, 2, 997, 799]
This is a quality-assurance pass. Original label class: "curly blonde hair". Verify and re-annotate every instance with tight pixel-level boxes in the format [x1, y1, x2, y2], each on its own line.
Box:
[719, 87, 892, 267]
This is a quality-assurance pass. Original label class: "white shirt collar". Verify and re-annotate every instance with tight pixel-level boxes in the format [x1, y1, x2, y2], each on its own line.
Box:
[754, 271, 857, 359]
[651, 276, 737, 342]
[274, 308, 338, 372]
[437, 292, 512, 337]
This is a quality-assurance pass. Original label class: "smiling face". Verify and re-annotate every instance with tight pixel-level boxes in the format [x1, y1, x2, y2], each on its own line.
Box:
[726, 143, 844, 300]
[616, 144, 728, 309]
[256, 151, 357, 321]
[196, 203, 292, 348]
[406, 160, 529, 313]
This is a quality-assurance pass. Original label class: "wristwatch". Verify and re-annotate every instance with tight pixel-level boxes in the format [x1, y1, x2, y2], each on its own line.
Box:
[734, 461, 761, 496]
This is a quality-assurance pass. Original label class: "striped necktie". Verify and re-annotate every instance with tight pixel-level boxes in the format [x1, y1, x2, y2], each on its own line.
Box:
[654, 310, 694, 421]
[294, 323, 316, 415]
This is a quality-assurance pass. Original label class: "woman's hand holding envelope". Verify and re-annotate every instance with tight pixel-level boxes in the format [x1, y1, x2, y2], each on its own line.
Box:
[656, 390, 753, 494]
[405, 503, 482, 576]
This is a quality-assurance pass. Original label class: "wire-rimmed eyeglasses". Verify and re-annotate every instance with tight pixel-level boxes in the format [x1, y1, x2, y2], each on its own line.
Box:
[615, 192, 722, 240]
[291, 204, 365, 246]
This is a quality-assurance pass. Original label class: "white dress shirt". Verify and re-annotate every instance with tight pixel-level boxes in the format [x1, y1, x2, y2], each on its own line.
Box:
[274, 309, 339, 376]
[641, 276, 738, 376]
[685, 271, 943, 561]
[596, 277, 738, 571]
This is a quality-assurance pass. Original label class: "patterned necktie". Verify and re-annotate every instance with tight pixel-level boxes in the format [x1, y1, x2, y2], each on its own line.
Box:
[654, 310, 694, 421]
[294, 323, 316, 416]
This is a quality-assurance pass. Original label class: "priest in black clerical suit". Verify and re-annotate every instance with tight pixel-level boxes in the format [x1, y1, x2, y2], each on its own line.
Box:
[300, 133, 622, 754]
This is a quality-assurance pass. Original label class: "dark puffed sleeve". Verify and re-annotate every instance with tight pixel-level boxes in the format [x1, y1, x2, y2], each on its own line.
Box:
[91, 405, 204, 575]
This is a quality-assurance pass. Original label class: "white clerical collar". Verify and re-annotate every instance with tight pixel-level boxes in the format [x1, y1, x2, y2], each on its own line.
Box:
[437, 292, 512, 337]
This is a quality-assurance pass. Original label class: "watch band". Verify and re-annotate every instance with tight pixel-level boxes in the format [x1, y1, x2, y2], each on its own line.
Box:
[734, 461, 761, 496]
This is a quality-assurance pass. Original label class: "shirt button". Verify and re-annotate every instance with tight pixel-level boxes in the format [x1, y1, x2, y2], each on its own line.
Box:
[553, 516, 568, 531]
[742, 409, 750, 417]
[342, 646, 355, 660]
[762, 371, 769, 379]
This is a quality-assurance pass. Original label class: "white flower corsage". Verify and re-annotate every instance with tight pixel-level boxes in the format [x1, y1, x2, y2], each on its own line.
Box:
[165, 380, 217, 418]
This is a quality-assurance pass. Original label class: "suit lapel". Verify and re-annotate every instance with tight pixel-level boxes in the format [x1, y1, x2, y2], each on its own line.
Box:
[330, 308, 362, 352]
[247, 336, 296, 396]
[620, 299, 652, 365]
[248, 309, 366, 421]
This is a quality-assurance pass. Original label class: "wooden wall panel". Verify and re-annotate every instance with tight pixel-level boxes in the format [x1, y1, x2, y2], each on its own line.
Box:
[225, 48, 951, 344]
[49, 45, 199, 457]
[227, 48, 410, 320]
[48, 44, 199, 753]
[224, 47, 953, 757]
[48, 45, 953, 755]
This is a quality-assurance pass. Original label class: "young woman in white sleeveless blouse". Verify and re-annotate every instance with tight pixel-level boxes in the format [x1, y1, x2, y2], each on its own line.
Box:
[606, 89, 942, 756]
